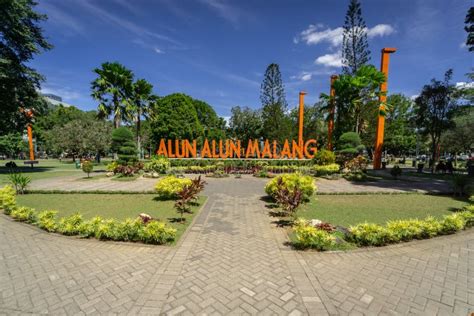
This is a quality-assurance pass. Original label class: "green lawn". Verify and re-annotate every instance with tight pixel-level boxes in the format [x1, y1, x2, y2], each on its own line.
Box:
[297, 194, 467, 227]
[17, 193, 206, 242]
[0, 159, 108, 185]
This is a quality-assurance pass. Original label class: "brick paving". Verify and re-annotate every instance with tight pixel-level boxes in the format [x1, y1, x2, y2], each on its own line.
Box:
[29, 172, 452, 194]
[1, 177, 472, 315]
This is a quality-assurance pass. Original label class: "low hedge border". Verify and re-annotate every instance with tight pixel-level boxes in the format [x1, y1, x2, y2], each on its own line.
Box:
[292, 202, 474, 251]
[0, 185, 177, 245]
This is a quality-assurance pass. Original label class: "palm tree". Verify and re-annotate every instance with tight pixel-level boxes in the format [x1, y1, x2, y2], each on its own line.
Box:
[127, 79, 156, 158]
[91, 62, 133, 128]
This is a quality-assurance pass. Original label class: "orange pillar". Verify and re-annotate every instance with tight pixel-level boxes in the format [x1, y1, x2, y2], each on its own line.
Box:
[373, 47, 396, 169]
[27, 124, 35, 161]
[327, 75, 338, 151]
[298, 91, 307, 147]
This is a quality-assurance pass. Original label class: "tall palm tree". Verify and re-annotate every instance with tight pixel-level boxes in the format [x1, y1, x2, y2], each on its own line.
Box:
[91, 62, 133, 128]
[127, 79, 156, 158]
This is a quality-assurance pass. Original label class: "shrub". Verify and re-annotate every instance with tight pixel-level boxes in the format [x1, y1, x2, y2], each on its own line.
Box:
[79, 216, 104, 237]
[155, 176, 192, 199]
[337, 132, 364, 155]
[386, 219, 425, 241]
[343, 171, 368, 182]
[312, 164, 340, 176]
[144, 155, 170, 174]
[94, 218, 119, 240]
[265, 173, 316, 201]
[452, 174, 469, 196]
[457, 210, 474, 228]
[313, 149, 336, 165]
[112, 127, 138, 165]
[57, 213, 84, 235]
[8, 173, 31, 194]
[273, 178, 304, 218]
[116, 218, 143, 241]
[82, 161, 94, 178]
[37, 210, 58, 232]
[349, 223, 394, 246]
[139, 221, 176, 244]
[10, 206, 36, 223]
[390, 165, 402, 179]
[293, 220, 336, 250]
[439, 214, 466, 234]
[106, 161, 119, 172]
[418, 216, 442, 238]
[344, 155, 368, 173]
[0, 185, 16, 215]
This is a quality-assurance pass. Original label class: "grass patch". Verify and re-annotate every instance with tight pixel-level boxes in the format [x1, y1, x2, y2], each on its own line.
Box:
[0, 159, 109, 185]
[111, 174, 140, 181]
[17, 193, 206, 242]
[296, 194, 467, 227]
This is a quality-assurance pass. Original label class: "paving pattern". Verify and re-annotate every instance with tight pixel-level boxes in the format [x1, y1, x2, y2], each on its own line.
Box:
[29, 172, 452, 194]
[1, 177, 472, 315]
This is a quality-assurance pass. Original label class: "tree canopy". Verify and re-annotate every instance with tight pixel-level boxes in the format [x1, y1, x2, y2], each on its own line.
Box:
[0, 0, 51, 135]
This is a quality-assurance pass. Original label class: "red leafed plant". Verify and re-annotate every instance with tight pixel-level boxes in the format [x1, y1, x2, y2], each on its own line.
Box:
[315, 222, 336, 233]
[174, 176, 207, 223]
[274, 178, 303, 219]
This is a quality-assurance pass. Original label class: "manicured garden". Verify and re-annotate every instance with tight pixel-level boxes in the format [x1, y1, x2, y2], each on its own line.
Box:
[264, 173, 474, 251]
[297, 194, 468, 227]
[16, 193, 206, 241]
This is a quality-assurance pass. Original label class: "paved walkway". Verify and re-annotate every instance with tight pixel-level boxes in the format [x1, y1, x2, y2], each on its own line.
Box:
[29, 172, 452, 194]
[1, 178, 472, 315]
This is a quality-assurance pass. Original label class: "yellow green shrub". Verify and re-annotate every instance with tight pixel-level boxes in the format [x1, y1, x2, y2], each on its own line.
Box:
[37, 210, 58, 232]
[0, 185, 17, 215]
[265, 173, 316, 201]
[155, 176, 192, 199]
[293, 221, 336, 250]
[312, 164, 340, 176]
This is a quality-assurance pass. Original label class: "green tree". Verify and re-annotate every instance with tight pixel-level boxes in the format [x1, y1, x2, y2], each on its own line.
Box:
[465, 6, 474, 52]
[384, 94, 417, 156]
[415, 70, 458, 168]
[150, 93, 203, 145]
[127, 78, 155, 158]
[289, 102, 326, 143]
[0, 133, 27, 158]
[260, 63, 290, 142]
[47, 119, 112, 161]
[337, 132, 364, 155]
[229, 106, 262, 144]
[112, 127, 137, 165]
[91, 62, 133, 128]
[192, 99, 226, 140]
[441, 107, 474, 156]
[0, 0, 52, 135]
[322, 65, 385, 141]
[342, 0, 370, 74]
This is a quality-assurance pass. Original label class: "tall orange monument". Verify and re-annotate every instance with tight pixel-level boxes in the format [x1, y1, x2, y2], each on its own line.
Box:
[373, 47, 396, 169]
[327, 75, 338, 151]
[298, 91, 307, 147]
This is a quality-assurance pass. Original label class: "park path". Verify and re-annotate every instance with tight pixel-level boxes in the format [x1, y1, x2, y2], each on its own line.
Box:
[1, 177, 472, 315]
[29, 172, 452, 194]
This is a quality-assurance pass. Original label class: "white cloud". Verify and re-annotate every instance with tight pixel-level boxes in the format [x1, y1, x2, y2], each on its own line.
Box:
[295, 25, 343, 47]
[154, 47, 164, 54]
[410, 94, 419, 100]
[198, 0, 245, 27]
[315, 52, 342, 68]
[460, 42, 467, 49]
[40, 86, 82, 101]
[367, 24, 395, 38]
[295, 24, 395, 47]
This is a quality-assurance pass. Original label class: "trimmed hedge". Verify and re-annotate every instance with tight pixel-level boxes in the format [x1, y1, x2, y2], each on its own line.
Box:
[0, 185, 177, 245]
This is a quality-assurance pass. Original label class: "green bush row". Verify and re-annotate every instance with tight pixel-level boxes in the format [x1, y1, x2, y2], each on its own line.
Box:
[348, 212, 473, 246]
[169, 158, 313, 168]
[0, 185, 177, 244]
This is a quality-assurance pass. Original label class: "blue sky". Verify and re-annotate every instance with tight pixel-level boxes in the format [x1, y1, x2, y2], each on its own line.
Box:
[33, 0, 472, 117]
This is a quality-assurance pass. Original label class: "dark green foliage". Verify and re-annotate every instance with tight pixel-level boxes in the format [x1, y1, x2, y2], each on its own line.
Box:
[260, 63, 290, 142]
[112, 127, 137, 165]
[0, 0, 52, 134]
[337, 132, 364, 154]
[193, 99, 226, 140]
[384, 94, 417, 156]
[390, 165, 402, 179]
[415, 70, 458, 166]
[0, 133, 27, 158]
[229, 106, 263, 144]
[91, 62, 134, 128]
[150, 93, 203, 144]
[465, 7, 474, 52]
[342, 0, 370, 74]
